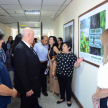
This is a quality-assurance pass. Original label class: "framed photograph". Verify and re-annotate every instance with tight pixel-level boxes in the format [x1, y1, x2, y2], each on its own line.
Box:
[78, 1, 108, 67]
[64, 19, 74, 53]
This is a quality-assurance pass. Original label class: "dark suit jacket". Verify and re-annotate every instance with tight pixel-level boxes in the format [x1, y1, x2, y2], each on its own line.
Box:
[14, 41, 40, 94]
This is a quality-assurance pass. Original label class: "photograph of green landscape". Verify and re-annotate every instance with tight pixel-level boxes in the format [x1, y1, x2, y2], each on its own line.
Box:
[80, 10, 106, 57]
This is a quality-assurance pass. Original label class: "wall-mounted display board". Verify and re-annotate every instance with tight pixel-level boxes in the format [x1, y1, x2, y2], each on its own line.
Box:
[78, 1, 108, 67]
[64, 19, 74, 53]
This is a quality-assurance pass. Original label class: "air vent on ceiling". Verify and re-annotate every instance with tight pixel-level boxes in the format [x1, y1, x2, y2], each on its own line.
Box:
[24, 10, 40, 14]
[0, 14, 6, 16]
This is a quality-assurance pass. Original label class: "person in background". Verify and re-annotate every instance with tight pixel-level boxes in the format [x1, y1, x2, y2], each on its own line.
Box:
[52, 42, 83, 107]
[11, 34, 22, 69]
[32, 38, 37, 48]
[6, 41, 14, 86]
[14, 28, 41, 108]
[6, 36, 13, 51]
[48, 36, 60, 95]
[11, 34, 22, 98]
[0, 29, 17, 108]
[92, 29, 108, 108]
[34, 36, 49, 96]
[2, 41, 6, 52]
[57, 37, 63, 51]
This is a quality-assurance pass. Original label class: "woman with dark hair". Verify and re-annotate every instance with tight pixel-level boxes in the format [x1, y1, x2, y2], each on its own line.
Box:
[52, 42, 83, 107]
[6, 40, 14, 86]
[11, 34, 22, 98]
[11, 34, 22, 68]
[57, 37, 63, 51]
[6, 36, 13, 51]
[48, 36, 60, 95]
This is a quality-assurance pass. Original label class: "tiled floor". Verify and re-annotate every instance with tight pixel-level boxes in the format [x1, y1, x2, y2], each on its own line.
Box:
[8, 91, 80, 108]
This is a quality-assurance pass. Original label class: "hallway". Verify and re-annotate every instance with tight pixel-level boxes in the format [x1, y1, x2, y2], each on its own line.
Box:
[8, 91, 80, 108]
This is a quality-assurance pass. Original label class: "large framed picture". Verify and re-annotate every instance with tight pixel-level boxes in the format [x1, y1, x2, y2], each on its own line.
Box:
[78, 1, 108, 67]
[64, 19, 74, 53]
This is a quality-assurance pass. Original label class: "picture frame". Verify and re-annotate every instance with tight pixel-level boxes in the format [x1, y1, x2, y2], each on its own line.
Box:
[78, 1, 108, 67]
[64, 19, 74, 53]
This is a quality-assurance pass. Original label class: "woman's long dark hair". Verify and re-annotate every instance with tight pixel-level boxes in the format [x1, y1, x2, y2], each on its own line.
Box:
[58, 37, 63, 45]
[11, 34, 22, 68]
[57, 37, 63, 50]
[49, 36, 58, 50]
[7, 36, 13, 43]
[12, 34, 22, 54]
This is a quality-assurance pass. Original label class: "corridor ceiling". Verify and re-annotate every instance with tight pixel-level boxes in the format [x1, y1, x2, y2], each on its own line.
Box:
[0, 0, 72, 29]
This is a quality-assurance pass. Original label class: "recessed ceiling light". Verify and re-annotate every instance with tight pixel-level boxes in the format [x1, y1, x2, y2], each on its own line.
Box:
[24, 10, 40, 14]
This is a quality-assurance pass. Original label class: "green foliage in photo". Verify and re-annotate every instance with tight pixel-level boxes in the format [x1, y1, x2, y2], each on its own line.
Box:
[80, 32, 90, 53]
[100, 10, 106, 32]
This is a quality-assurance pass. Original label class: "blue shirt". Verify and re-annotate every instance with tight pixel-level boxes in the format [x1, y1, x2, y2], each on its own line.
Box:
[34, 42, 49, 62]
[0, 48, 6, 63]
[0, 61, 12, 108]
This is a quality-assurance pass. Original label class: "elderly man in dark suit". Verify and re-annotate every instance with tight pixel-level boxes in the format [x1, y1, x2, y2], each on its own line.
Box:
[14, 28, 41, 108]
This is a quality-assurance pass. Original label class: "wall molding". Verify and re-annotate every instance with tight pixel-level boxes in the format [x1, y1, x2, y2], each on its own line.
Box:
[72, 92, 83, 108]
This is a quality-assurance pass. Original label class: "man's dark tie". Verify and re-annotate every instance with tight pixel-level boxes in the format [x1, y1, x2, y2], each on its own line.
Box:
[30, 47, 37, 55]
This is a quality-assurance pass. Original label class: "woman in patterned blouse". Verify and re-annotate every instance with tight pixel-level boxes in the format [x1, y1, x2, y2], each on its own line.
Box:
[52, 42, 83, 107]
[0, 31, 6, 64]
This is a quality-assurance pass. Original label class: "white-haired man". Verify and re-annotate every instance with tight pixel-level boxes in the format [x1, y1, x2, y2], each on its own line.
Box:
[14, 28, 42, 108]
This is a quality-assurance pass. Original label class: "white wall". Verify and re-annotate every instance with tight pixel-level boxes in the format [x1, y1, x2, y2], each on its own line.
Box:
[0, 22, 13, 42]
[54, 0, 105, 108]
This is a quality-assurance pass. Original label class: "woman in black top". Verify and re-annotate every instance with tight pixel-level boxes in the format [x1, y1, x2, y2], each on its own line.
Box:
[48, 36, 60, 95]
[52, 42, 83, 107]
[6, 36, 13, 51]
[57, 37, 63, 51]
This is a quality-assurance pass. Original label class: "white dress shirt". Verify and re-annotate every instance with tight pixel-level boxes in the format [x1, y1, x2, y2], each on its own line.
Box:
[22, 40, 30, 48]
[97, 62, 108, 89]
[33, 42, 49, 62]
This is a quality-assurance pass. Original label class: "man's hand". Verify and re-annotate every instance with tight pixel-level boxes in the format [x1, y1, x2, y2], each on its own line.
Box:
[12, 88, 18, 98]
[26, 89, 34, 97]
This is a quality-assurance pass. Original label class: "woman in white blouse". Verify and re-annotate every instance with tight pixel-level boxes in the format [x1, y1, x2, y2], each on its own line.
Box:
[92, 29, 108, 108]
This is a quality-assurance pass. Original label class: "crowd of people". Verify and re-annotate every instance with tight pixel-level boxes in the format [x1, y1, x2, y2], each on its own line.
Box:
[0, 27, 108, 108]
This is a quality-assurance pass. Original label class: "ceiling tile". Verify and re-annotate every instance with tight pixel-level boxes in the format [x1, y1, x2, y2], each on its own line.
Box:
[19, 0, 41, 5]
[6, 10, 24, 14]
[40, 16, 53, 21]
[26, 14, 40, 17]
[42, 6, 61, 11]
[60, 6, 67, 10]
[0, 10, 8, 14]
[63, 0, 72, 5]
[22, 5, 41, 10]
[10, 13, 25, 16]
[0, 16, 12, 18]
[43, 0, 65, 5]
[12, 16, 26, 19]
[55, 11, 62, 16]
[27, 16, 39, 18]
[15, 19, 27, 22]
[1, 5, 21, 10]
[0, 0, 19, 4]
[27, 16, 39, 21]
[41, 11, 57, 16]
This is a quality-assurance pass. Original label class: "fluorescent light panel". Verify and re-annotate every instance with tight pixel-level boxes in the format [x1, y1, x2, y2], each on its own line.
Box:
[24, 10, 40, 14]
